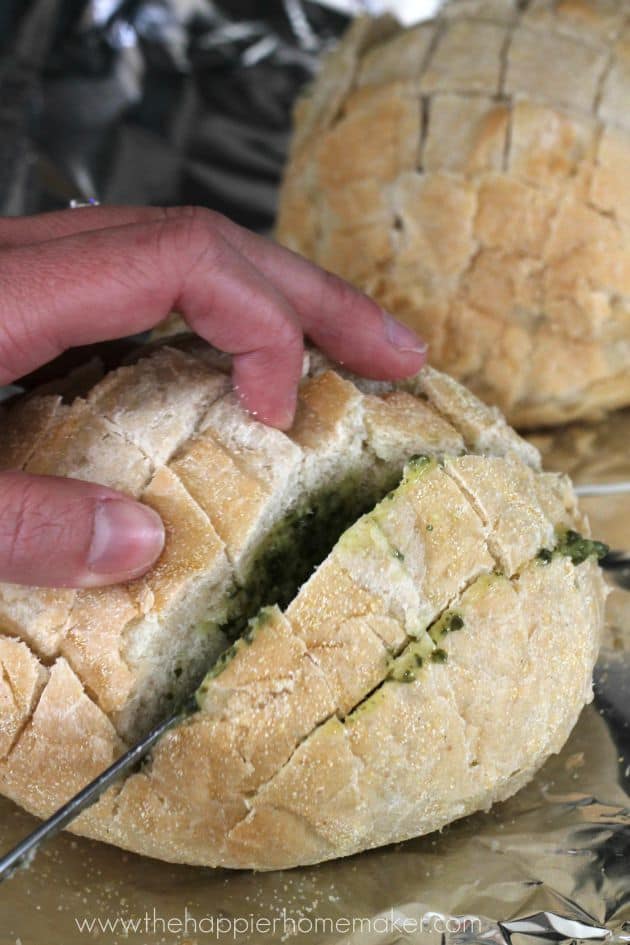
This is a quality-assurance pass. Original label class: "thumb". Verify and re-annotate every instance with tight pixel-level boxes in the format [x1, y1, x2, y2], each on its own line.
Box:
[0, 472, 165, 588]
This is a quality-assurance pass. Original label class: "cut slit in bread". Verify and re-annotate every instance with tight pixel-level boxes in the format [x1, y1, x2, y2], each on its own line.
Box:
[114, 390, 474, 740]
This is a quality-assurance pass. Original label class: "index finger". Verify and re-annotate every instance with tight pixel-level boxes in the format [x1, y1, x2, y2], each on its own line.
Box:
[0, 214, 304, 428]
[205, 212, 429, 380]
[0, 205, 428, 381]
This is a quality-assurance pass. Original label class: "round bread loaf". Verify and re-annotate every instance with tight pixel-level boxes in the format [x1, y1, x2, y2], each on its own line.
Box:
[276, 0, 630, 428]
[0, 340, 606, 869]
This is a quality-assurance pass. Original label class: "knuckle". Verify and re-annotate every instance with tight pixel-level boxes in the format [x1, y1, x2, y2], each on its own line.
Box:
[0, 474, 85, 575]
[250, 296, 302, 352]
[158, 205, 216, 224]
[0, 475, 39, 567]
[254, 318, 303, 381]
[151, 210, 224, 274]
[157, 206, 221, 246]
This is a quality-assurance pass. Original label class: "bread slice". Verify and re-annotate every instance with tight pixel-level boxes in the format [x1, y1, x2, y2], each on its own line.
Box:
[0, 340, 607, 869]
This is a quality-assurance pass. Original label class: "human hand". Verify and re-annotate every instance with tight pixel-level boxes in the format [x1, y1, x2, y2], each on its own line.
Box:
[0, 205, 427, 588]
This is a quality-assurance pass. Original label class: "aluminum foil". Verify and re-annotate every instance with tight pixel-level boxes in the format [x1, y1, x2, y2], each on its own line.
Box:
[0, 0, 351, 226]
[0, 420, 627, 945]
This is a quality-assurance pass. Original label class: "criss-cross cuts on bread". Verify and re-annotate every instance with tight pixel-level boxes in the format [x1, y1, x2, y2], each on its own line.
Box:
[0, 341, 605, 870]
[276, 0, 630, 428]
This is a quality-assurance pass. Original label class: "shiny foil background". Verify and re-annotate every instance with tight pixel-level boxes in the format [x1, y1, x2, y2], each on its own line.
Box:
[0, 2, 628, 943]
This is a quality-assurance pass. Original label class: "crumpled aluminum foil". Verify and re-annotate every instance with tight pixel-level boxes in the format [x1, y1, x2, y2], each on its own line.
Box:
[0, 0, 351, 225]
[0, 2, 629, 942]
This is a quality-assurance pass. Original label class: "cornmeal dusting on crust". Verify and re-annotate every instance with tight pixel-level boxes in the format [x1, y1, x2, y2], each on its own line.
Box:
[276, 0, 630, 428]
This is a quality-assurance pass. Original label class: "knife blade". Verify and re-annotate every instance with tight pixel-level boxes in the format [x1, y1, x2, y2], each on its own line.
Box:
[0, 695, 197, 882]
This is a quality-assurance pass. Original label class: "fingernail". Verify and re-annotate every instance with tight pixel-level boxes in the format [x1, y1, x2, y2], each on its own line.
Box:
[88, 499, 165, 577]
[382, 310, 428, 355]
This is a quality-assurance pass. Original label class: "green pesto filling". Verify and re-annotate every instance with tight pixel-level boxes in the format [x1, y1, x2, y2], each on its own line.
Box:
[387, 633, 436, 683]
[192, 469, 405, 693]
[198, 455, 438, 693]
[431, 648, 448, 663]
[429, 609, 465, 644]
[387, 609, 466, 684]
[537, 529, 609, 567]
[406, 454, 433, 473]
[220, 472, 401, 642]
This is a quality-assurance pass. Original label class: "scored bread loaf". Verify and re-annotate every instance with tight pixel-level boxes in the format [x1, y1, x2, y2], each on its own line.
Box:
[276, 0, 630, 428]
[0, 339, 606, 869]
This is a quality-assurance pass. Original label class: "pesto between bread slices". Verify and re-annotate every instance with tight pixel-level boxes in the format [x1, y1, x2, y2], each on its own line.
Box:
[191, 466, 408, 698]
[218, 470, 400, 640]
[383, 530, 608, 687]
[197, 607, 276, 698]
[193, 457, 607, 704]
[230, 482, 360, 621]
[537, 529, 608, 567]
[194, 456, 432, 698]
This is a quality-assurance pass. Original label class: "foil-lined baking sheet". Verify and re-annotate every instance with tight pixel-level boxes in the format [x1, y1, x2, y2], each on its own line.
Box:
[0, 413, 628, 944]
